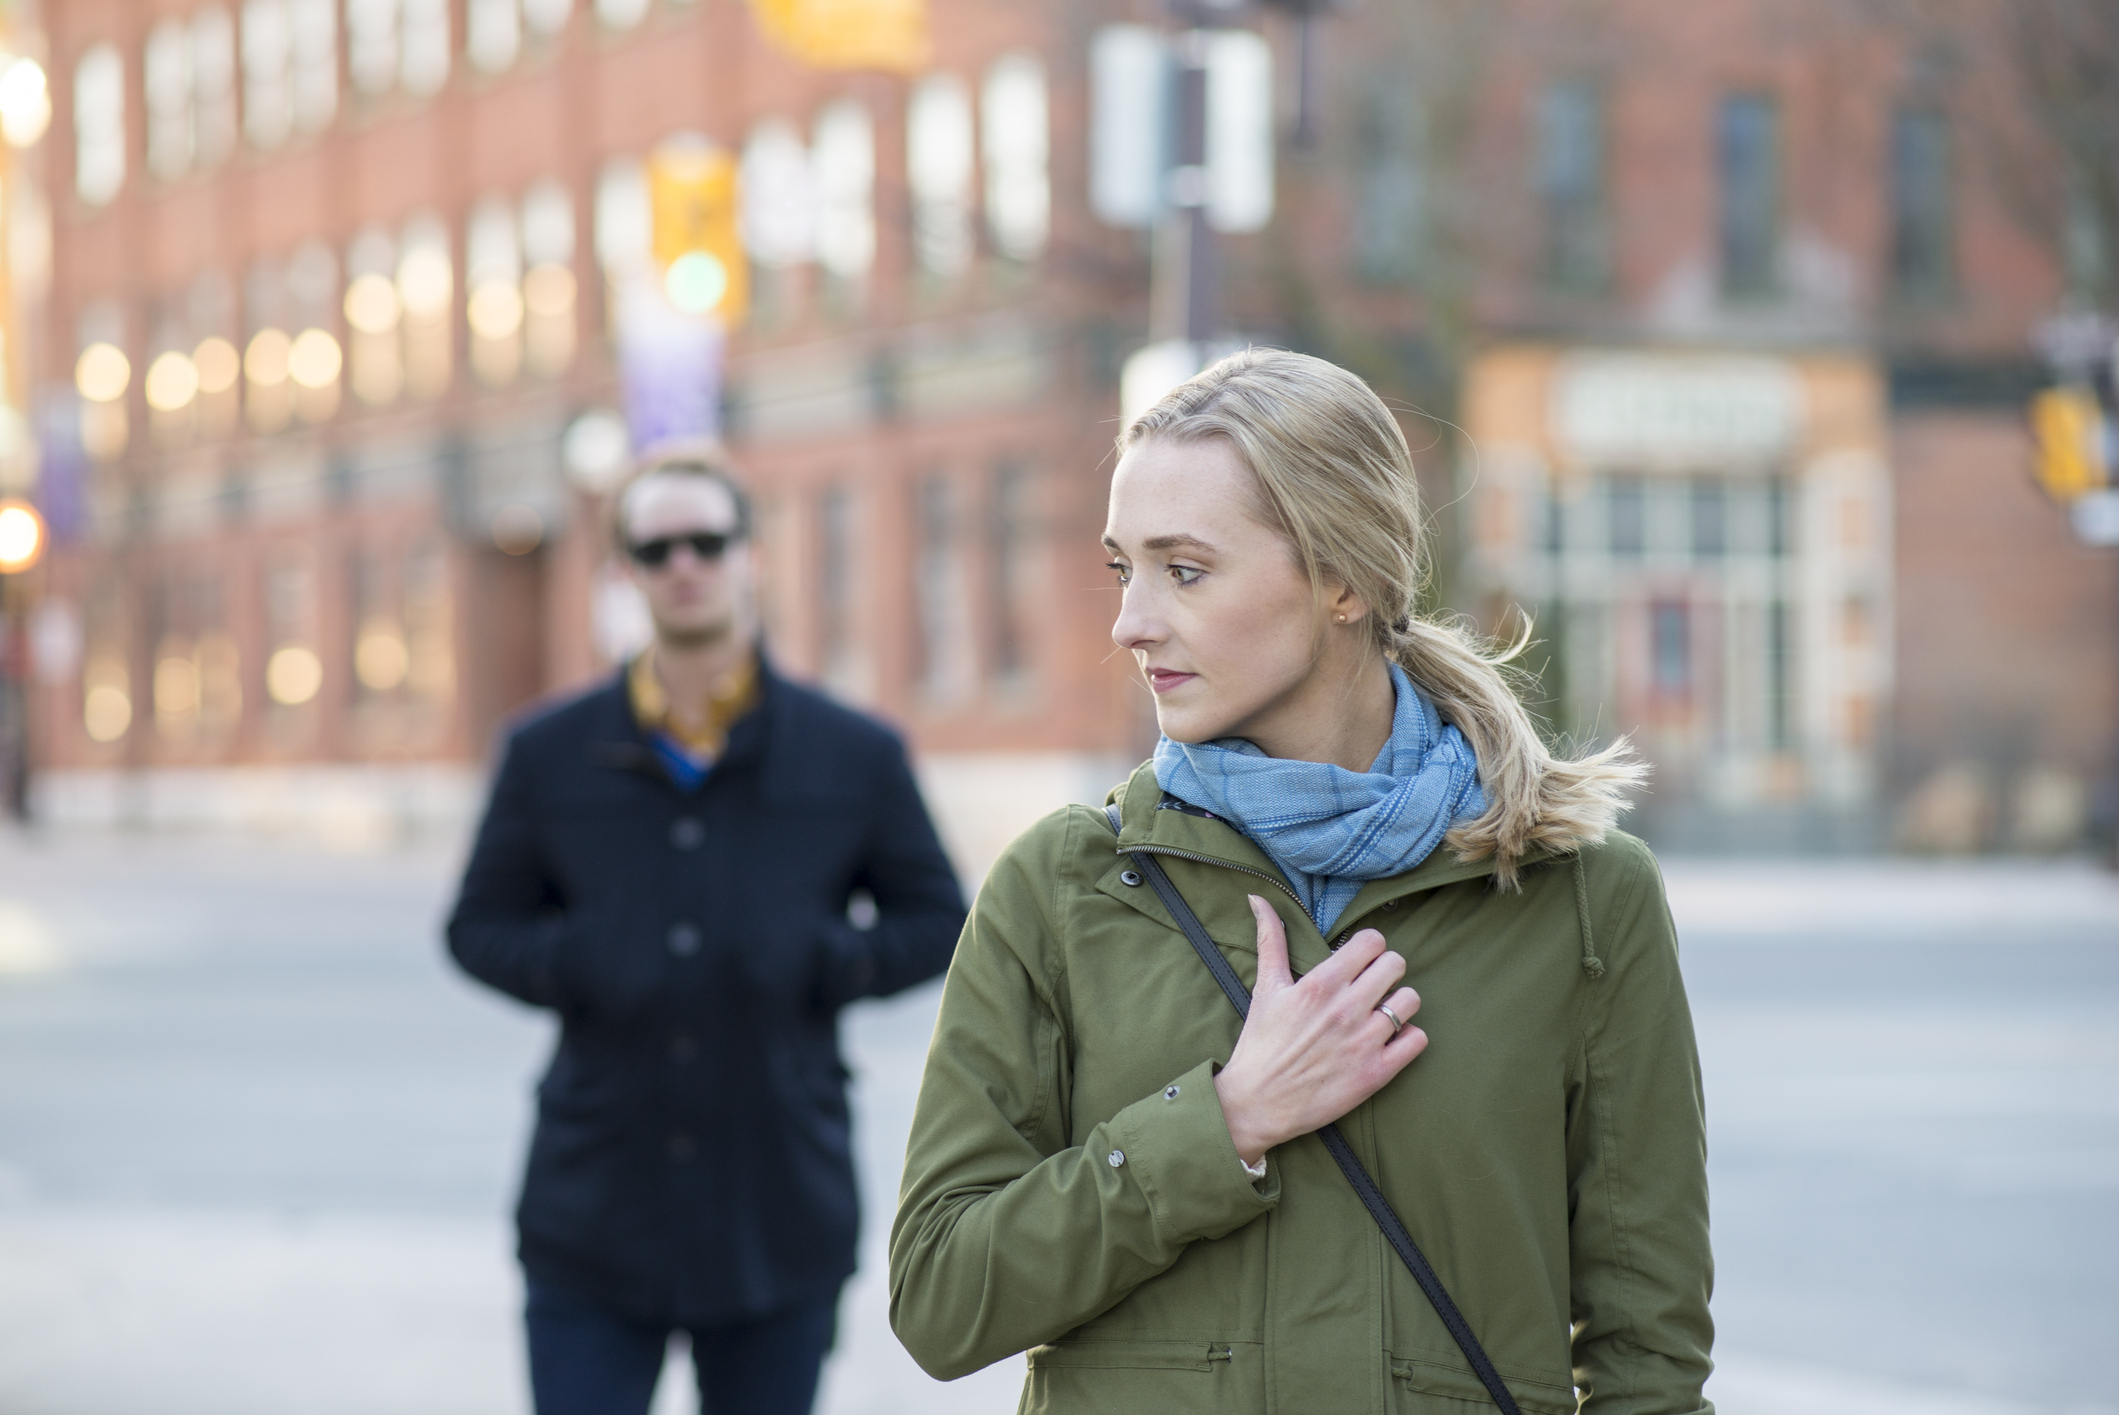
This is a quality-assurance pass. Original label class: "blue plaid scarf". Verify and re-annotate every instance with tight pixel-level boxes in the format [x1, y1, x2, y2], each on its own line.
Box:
[1152, 664, 1487, 934]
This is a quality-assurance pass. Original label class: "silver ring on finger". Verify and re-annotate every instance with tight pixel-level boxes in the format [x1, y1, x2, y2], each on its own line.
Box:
[1376, 1002, 1405, 1034]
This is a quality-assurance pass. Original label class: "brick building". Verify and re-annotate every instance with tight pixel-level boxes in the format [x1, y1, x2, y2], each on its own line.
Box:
[1231, 0, 2117, 851]
[17, 0, 2116, 861]
[24, 0, 1156, 872]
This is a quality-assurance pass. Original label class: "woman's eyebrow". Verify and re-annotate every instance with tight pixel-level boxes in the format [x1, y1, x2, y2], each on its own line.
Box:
[1102, 533, 1219, 553]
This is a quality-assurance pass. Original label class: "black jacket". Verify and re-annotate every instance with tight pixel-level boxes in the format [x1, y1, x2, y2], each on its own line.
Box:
[446, 659, 966, 1327]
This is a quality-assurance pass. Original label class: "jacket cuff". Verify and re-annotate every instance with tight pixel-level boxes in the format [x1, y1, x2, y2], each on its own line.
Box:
[530, 916, 580, 1009]
[813, 920, 880, 1010]
[1105, 1059, 1280, 1243]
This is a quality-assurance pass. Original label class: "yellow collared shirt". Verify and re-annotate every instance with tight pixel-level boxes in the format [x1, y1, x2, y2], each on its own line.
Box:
[627, 648, 760, 762]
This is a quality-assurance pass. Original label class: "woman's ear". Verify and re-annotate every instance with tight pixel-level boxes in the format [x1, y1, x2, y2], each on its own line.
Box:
[1328, 583, 1372, 627]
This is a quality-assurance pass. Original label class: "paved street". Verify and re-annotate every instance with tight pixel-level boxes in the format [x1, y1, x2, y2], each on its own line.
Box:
[0, 827, 2114, 1414]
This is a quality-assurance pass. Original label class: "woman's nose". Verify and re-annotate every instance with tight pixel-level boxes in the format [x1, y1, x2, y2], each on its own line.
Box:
[1110, 583, 1162, 651]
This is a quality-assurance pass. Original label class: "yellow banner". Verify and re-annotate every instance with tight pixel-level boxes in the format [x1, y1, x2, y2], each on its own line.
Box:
[748, 0, 929, 72]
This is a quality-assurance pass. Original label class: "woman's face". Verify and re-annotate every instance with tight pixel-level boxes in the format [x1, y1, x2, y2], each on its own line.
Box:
[1106, 435, 1357, 748]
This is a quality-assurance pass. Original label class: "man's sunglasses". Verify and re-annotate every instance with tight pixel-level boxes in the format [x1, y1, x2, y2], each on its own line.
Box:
[626, 531, 741, 567]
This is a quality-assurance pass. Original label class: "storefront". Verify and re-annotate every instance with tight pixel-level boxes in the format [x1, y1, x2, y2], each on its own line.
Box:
[1461, 345, 1892, 844]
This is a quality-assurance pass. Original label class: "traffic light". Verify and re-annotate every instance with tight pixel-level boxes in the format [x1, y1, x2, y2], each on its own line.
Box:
[2029, 384, 2112, 503]
[648, 138, 747, 325]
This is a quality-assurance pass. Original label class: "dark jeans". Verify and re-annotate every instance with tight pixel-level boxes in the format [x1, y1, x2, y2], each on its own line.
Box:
[525, 1278, 838, 1415]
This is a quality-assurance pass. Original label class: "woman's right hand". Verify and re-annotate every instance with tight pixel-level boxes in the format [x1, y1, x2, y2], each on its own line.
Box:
[1213, 895, 1427, 1166]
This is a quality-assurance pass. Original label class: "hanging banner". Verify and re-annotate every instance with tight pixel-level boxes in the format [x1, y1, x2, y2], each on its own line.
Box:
[747, 0, 929, 72]
[616, 276, 724, 452]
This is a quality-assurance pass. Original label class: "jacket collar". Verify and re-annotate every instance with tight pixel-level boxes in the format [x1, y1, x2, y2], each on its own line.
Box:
[589, 644, 781, 785]
[1111, 760, 1545, 937]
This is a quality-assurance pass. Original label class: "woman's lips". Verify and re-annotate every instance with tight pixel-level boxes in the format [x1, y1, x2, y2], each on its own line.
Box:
[1146, 669, 1197, 695]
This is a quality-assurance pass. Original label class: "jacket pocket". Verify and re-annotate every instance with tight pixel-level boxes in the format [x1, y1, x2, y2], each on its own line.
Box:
[1023, 1339, 1255, 1415]
[1388, 1352, 1576, 1415]
[1029, 1340, 1236, 1373]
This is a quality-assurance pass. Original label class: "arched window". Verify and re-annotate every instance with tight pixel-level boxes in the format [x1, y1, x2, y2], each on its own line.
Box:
[982, 53, 1048, 262]
[75, 45, 126, 205]
[813, 101, 875, 284]
[907, 75, 973, 278]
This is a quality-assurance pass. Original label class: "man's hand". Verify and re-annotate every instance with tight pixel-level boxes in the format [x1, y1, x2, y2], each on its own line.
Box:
[1213, 895, 1427, 1166]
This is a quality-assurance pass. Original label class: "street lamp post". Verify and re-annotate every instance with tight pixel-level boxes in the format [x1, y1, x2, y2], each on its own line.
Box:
[1109, 0, 1298, 422]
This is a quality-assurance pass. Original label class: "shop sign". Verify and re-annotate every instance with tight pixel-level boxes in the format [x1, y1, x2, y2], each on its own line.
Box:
[1553, 352, 1803, 466]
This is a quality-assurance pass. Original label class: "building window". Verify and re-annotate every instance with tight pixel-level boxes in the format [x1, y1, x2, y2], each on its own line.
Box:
[594, 156, 651, 285]
[521, 179, 578, 376]
[1607, 476, 1645, 557]
[982, 53, 1049, 263]
[1354, 81, 1422, 283]
[907, 75, 974, 280]
[467, 0, 522, 74]
[75, 44, 127, 205]
[524, 0, 574, 39]
[290, 0, 337, 131]
[398, 213, 455, 399]
[1766, 600, 1793, 749]
[989, 461, 1034, 686]
[1537, 79, 1608, 291]
[145, 19, 196, 179]
[401, 0, 451, 95]
[193, 10, 238, 166]
[742, 118, 819, 271]
[403, 542, 456, 711]
[1718, 93, 1781, 297]
[466, 195, 524, 386]
[1890, 108, 1952, 299]
[814, 99, 876, 293]
[2064, 168, 2113, 303]
[1765, 475, 1793, 556]
[143, 9, 235, 178]
[1690, 479, 1726, 558]
[263, 548, 325, 729]
[914, 475, 973, 703]
[596, 0, 651, 31]
[818, 485, 858, 695]
[83, 583, 135, 746]
[344, 226, 403, 404]
[153, 571, 240, 741]
[347, 0, 397, 96]
[1650, 600, 1689, 696]
[352, 546, 408, 703]
[243, 0, 294, 148]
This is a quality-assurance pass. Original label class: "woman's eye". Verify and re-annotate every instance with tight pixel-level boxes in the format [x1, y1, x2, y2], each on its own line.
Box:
[1105, 561, 1131, 586]
[1169, 566, 1203, 586]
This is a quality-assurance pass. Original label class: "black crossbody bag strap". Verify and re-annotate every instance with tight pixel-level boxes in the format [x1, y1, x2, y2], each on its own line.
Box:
[1102, 805, 1522, 1415]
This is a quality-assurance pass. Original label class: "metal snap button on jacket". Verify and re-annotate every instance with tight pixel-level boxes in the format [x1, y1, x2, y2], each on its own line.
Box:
[670, 817, 706, 850]
[1107, 1149, 1126, 1167]
[1163, 1084, 1180, 1100]
[667, 923, 702, 956]
[1119, 870, 1142, 887]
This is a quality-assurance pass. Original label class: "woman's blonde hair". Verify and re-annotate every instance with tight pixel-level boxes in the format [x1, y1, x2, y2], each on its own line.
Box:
[1121, 347, 1643, 887]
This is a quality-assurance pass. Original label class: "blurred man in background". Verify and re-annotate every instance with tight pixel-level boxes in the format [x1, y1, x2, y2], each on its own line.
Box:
[446, 448, 966, 1415]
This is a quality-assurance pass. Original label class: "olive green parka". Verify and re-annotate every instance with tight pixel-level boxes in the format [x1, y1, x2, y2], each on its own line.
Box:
[889, 763, 1713, 1415]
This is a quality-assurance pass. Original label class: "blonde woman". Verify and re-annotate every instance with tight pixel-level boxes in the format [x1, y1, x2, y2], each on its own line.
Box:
[890, 350, 1711, 1414]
